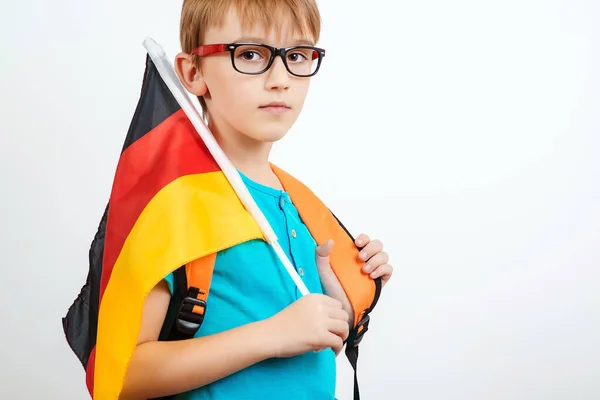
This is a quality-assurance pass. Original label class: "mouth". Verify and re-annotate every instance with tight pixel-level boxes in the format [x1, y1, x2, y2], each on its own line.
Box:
[259, 101, 291, 108]
[259, 101, 291, 115]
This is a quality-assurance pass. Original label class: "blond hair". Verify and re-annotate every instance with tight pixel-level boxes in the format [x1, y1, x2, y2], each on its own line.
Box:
[179, 0, 322, 116]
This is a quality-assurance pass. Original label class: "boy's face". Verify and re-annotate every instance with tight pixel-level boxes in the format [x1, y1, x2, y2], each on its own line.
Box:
[181, 7, 316, 144]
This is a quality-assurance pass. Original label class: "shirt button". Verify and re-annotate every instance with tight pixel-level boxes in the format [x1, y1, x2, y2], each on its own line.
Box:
[299, 267, 304, 276]
[280, 198, 285, 207]
[291, 229, 297, 238]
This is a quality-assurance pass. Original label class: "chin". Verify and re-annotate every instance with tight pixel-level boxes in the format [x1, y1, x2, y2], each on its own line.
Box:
[253, 129, 289, 143]
[248, 120, 294, 143]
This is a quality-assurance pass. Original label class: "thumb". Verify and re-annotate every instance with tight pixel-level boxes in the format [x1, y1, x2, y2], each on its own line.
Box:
[316, 239, 334, 269]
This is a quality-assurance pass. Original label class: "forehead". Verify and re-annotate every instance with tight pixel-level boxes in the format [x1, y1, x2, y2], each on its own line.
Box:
[204, 5, 316, 47]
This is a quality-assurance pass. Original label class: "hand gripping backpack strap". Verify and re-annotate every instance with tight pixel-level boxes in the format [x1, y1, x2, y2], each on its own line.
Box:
[332, 212, 382, 400]
[269, 164, 382, 400]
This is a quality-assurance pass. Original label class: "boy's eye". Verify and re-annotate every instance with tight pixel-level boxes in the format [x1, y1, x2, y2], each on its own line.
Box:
[234, 45, 270, 62]
[240, 51, 262, 61]
[287, 52, 308, 63]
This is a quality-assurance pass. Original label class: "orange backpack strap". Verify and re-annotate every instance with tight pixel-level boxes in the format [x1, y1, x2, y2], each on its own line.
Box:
[160, 253, 217, 342]
[271, 164, 380, 400]
[271, 165, 381, 331]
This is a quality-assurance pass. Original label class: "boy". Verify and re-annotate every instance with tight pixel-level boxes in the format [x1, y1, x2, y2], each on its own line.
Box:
[119, 1, 393, 399]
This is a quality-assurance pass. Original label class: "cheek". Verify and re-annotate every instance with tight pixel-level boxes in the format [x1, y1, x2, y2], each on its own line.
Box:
[293, 81, 311, 105]
[208, 72, 258, 115]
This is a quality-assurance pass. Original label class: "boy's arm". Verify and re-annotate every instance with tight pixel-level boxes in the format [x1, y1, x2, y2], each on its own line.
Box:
[119, 280, 277, 400]
[120, 279, 350, 399]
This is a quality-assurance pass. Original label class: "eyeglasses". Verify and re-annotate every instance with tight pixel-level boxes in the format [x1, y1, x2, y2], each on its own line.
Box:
[192, 43, 326, 77]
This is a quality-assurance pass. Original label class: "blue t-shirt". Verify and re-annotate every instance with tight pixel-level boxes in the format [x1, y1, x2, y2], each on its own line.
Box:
[163, 170, 337, 399]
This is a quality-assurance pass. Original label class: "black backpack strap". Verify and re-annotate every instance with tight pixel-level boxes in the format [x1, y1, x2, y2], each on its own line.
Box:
[152, 256, 215, 400]
[328, 208, 381, 398]
[161, 255, 215, 342]
[158, 266, 190, 341]
[345, 311, 372, 400]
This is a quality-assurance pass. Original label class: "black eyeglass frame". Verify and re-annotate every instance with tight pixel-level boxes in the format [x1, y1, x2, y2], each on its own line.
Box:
[192, 42, 326, 77]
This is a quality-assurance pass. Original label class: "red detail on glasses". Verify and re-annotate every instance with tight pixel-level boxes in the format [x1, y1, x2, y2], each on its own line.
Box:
[192, 44, 228, 56]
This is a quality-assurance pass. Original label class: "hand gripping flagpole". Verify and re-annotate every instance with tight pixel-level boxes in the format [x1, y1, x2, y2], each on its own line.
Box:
[142, 37, 310, 297]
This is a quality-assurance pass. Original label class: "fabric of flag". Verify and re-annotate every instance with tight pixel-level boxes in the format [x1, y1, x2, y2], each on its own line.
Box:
[61, 54, 264, 400]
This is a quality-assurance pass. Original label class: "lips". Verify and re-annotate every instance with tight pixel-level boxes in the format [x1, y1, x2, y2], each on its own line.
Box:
[259, 101, 290, 109]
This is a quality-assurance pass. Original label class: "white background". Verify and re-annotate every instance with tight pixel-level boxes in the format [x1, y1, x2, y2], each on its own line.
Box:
[1, 0, 599, 399]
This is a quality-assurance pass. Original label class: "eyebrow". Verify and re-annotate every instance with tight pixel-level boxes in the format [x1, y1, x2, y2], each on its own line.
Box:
[233, 36, 315, 46]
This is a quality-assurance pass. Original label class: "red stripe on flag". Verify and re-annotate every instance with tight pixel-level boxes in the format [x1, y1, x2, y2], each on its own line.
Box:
[99, 109, 220, 299]
[86, 347, 96, 397]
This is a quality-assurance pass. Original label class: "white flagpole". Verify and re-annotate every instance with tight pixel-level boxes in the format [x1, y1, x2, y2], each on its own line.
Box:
[142, 37, 310, 297]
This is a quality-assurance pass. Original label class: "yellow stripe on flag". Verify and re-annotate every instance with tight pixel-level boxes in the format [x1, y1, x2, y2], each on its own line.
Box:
[94, 171, 263, 399]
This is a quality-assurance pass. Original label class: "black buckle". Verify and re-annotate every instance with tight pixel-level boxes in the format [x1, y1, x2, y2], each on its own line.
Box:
[175, 296, 206, 336]
[348, 314, 370, 348]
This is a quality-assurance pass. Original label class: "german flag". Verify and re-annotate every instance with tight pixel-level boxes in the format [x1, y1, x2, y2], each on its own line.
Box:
[61, 53, 264, 399]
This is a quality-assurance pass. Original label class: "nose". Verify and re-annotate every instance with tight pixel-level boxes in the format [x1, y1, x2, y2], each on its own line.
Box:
[264, 55, 291, 91]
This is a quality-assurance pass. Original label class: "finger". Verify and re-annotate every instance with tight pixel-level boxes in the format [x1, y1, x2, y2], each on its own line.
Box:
[327, 320, 349, 341]
[362, 251, 389, 273]
[316, 239, 334, 257]
[327, 317, 348, 333]
[315, 333, 343, 353]
[327, 334, 344, 353]
[369, 264, 393, 281]
[322, 294, 343, 309]
[316, 239, 334, 270]
[327, 306, 350, 322]
[355, 233, 370, 248]
[332, 333, 346, 354]
[358, 239, 384, 261]
[332, 342, 343, 356]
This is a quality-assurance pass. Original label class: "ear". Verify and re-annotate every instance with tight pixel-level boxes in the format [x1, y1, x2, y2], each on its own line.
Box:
[174, 52, 207, 97]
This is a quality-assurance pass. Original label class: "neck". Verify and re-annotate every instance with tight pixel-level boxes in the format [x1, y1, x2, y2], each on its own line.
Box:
[208, 119, 283, 190]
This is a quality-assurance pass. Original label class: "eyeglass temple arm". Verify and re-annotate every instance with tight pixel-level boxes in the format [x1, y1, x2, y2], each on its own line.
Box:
[193, 44, 228, 56]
